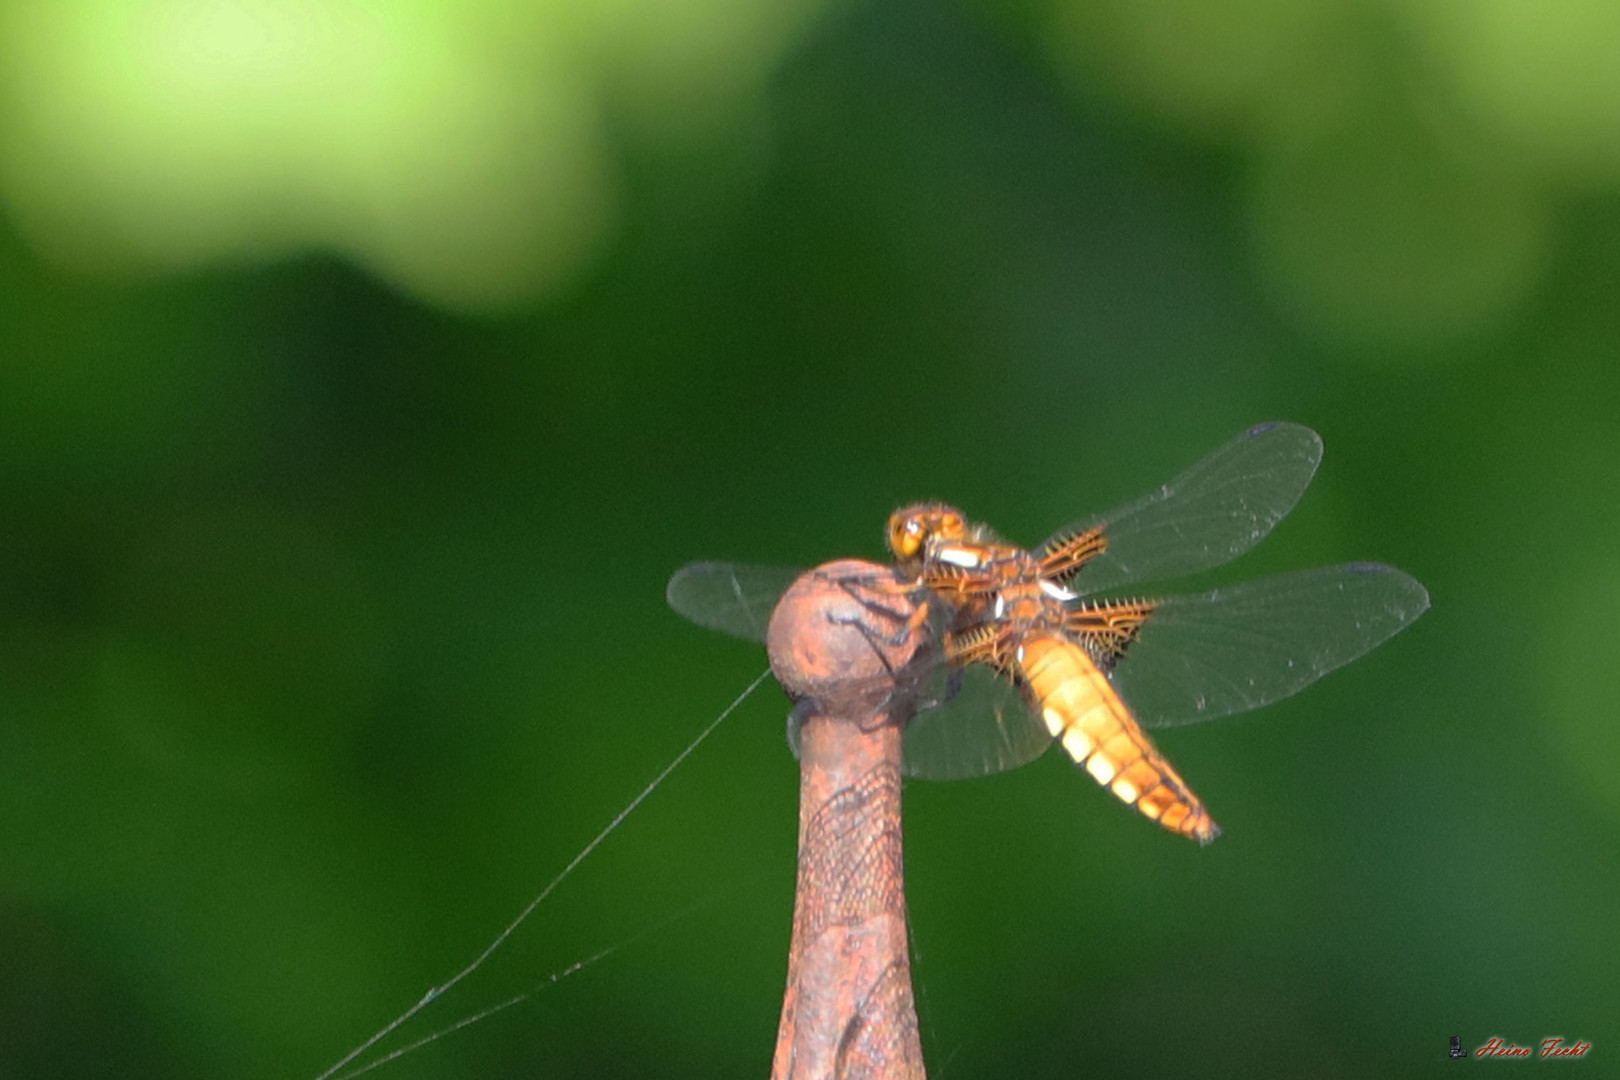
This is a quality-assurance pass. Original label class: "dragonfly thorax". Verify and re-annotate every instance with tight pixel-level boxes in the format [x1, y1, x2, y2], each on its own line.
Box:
[982, 567, 1069, 635]
[930, 542, 1069, 639]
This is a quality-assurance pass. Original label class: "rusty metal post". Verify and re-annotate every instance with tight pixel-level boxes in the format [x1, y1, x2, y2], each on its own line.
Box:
[765, 559, 930, 1080]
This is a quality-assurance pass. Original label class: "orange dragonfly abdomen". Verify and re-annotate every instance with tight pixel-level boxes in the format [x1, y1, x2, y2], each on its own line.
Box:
[1018, 635, 1220, 845]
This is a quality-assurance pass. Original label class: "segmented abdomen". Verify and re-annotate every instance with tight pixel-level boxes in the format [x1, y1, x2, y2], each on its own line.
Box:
[1018, 635, 1219, 845]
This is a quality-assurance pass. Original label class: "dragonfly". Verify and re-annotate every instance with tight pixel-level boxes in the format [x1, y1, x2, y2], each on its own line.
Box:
[666, 422, 1429, 844]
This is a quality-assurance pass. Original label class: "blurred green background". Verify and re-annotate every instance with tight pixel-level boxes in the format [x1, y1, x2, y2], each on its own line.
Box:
[1, 1, 1616, 1077]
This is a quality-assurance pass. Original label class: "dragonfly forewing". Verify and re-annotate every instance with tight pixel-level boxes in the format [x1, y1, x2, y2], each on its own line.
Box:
[1049, 421, 1324, 596]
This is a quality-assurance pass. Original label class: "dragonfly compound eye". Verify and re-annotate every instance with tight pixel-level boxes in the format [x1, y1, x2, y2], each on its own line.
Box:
[886, 509, 927, 559]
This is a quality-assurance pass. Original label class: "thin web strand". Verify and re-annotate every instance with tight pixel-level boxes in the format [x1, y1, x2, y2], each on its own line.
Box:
[330, 950, 612, 1080]
[330, 887, 740, 1080]
[314, 668, 773, 1080]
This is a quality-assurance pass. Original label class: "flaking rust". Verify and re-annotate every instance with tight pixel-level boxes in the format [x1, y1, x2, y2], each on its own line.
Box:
[766, 560, 930, 1080]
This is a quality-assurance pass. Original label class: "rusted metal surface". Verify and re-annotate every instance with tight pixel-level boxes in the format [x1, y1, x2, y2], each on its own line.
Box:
[766, 559, 930, 1080]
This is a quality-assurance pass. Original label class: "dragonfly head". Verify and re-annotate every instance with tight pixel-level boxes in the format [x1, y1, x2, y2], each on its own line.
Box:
[887, 503, 969, 573]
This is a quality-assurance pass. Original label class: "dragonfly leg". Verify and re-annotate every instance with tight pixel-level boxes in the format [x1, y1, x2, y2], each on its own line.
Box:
[827, 574, 933, 649]
[834, 607, 945, 719]
[769, 561, 939, 724]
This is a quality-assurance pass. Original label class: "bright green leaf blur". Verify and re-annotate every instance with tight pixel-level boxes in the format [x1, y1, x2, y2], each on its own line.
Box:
[1012, 0, 1620, 349]
[0, 0, 822, 310]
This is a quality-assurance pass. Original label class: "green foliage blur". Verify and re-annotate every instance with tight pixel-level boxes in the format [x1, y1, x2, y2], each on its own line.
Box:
[2, 2, 1616, 1077]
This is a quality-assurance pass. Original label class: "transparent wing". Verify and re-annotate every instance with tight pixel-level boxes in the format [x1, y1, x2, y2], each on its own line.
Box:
[666, 562, 802, 643]
[1109, 563, 1430, 728]
[899, 663, 1052, 781]
[1051, 421, 1324, 596]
